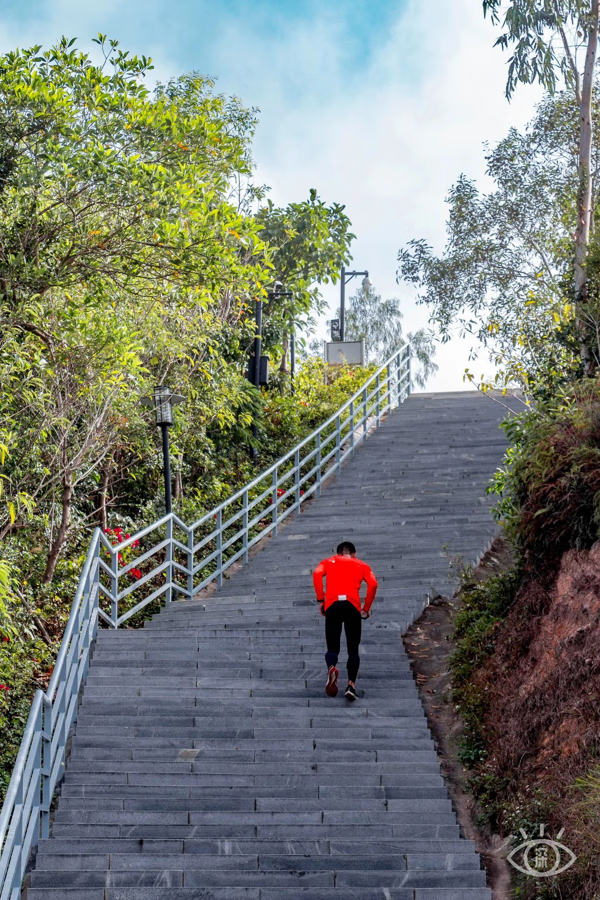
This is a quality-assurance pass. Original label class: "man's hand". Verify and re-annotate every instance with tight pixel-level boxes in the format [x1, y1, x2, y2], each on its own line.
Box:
[319, 601, 326, 617]
[361, 610, 370, 620]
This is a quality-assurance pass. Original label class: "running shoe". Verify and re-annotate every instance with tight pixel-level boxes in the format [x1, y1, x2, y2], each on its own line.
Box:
[345, 683, 358, 702]
[325, 666, 339, 697]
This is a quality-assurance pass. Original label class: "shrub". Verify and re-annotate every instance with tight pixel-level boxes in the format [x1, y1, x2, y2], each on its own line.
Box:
[491, 378, 600, 573]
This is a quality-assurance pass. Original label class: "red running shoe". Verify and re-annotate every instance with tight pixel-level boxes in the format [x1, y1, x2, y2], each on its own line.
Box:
[325, 666, 339, 697]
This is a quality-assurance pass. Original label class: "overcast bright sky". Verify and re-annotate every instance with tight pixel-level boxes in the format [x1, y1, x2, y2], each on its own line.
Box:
[0, 0, 543, 391]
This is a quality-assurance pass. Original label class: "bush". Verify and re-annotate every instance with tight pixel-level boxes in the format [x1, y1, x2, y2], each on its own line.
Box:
[491, 378, 600, 573]
[451, 566, 521, 769]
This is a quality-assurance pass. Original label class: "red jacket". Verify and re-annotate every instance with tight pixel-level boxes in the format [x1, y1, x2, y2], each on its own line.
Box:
[312, 555, 378, 613]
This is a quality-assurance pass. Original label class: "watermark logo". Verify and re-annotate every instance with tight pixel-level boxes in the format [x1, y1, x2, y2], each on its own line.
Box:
[506, 824, 577, 877]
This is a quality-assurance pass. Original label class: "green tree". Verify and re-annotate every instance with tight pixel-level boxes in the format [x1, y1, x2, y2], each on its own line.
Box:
[255, 191, 355, 372]
[483, 0, 600, 372]
[0, 36, 273, 577]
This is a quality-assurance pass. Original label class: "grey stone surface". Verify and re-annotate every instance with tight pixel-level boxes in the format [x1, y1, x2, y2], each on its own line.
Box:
[28, 391, 516, 898]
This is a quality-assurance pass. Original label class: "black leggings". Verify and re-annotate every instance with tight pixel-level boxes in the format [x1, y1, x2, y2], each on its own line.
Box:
[325, 601, 362, 682]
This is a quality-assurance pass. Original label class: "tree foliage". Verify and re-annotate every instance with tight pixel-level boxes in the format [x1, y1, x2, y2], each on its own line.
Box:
[482, 0, 600, 372]
[340, 284, 438, 387]
[397, 91, 600, 395]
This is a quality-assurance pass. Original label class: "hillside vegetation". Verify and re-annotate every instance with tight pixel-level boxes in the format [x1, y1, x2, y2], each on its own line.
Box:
[451, 385, 600, 898]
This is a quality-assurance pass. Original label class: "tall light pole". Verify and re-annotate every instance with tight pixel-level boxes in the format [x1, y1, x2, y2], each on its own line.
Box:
[142, 386, 184, 514]
[249, 282, 292, 463]
[340, 267, 372, 341]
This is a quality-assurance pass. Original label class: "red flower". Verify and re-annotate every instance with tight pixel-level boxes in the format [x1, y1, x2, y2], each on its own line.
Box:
[276, 488, 285, 497]
[130, 567, 142, 580]
[0, 685, 9, 691]
[132, 539, 140, 549]
[125, 533, 130, 540]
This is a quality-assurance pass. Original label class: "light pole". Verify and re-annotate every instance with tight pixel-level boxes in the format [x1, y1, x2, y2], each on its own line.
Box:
[290, 326, 296, 394]
[142, 386, 184, 514]
[249, 283, 292, 462]
[340, 266, 372, 342]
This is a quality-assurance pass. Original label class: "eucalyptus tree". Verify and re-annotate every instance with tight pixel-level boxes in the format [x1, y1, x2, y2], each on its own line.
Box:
[482, 0, 600, 370]
[397, 90, 600, 394]
[339, 284, 437, 387]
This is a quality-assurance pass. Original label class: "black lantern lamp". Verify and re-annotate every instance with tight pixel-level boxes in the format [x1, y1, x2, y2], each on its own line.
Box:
[142, 386, 184, 514]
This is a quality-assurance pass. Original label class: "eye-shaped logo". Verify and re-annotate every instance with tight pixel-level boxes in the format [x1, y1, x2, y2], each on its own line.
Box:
[506, 825, 577, 877]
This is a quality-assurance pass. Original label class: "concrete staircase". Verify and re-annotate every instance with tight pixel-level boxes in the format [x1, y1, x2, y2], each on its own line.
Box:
[29, 391, 515, 899]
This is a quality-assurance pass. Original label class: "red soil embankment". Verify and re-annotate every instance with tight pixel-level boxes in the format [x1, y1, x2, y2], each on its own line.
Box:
[478, 545, 600, 795]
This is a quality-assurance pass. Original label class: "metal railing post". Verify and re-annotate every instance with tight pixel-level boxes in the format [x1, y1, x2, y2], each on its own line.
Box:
[316, 433, 322, 497]
[243, 490, 249, 563]
[350, 399, 355, 457]
[294, 449, 300, 516]
[386, 364, 391, 414]
[40, 695, 51, 840]
[165, 516, 173, 605]
[396, 351, 402, 407]
[10, 767, 23, 894]
[272, 467, 278, 535]
[110, 548, 118, 628]
[81, 545, 95, 680]
[376, 372, 381, 427]
[216, 509, 223, 588]
[407, 347, 412, 397]
[187, 527, 194, 600]
[363, 386, 368, 439]
[336, 414, 341, 475]
[31, 703, 42, 854]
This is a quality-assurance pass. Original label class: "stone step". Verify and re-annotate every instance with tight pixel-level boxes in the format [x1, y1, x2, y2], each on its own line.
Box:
[30, 869, 487, 888]
[26, 889, 493, 900]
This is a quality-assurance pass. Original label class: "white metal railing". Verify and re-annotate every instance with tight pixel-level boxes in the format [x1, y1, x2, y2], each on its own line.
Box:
[0, 344, 411, 898]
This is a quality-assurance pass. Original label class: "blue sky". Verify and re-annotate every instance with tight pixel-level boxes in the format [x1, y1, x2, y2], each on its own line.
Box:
[0, 0, 542, 390]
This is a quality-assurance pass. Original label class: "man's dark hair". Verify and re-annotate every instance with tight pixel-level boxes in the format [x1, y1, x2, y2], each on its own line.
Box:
[337, 541, 356, 555]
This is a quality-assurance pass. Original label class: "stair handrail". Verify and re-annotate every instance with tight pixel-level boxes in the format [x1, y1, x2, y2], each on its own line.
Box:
[0, 343, 411, 900]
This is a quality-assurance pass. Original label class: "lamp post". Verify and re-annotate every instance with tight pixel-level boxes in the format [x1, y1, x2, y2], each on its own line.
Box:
[290, 326, 296, 394]
[340, 266, 371, 342]
[142, 386, 184, 514]
[249, 283, 292, 462]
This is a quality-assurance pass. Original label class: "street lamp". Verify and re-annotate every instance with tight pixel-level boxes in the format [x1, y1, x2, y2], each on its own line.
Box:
[340, 266, 370, 341]
[142, 386, 184, 514]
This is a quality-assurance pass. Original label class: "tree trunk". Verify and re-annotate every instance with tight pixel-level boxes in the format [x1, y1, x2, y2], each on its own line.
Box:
[43, 474, 73, 584]
[279, 334, 289, 374]
[174, 457, 183, 500]
[574, 0, 599, 373]
[98, 466, 109, 531]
